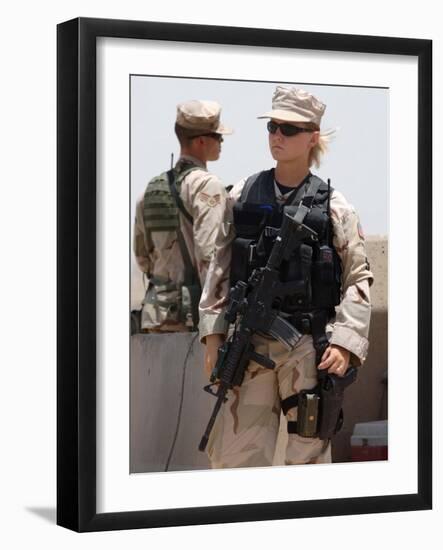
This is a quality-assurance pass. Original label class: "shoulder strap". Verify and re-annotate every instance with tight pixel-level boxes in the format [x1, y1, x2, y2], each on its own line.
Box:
[169, 168, 194, 225]
[166, 170, 200, 289]
[301, 175, 325, 209]
[284, 172, 313, 206]
[286, 181, 309, 207]
[291, 175, 324, 225]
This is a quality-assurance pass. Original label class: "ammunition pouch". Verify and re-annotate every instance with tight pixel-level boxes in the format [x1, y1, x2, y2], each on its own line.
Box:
[230, 238, 258, 287]
[141, 279, 178, 329]
[143, 162, 199, 233]
[311, 246, 342, 308]
[279, 244, 313, 311]
[284, 389, 321, 438]
[231, 236, 341, 313]
[141, 277, 198, 329]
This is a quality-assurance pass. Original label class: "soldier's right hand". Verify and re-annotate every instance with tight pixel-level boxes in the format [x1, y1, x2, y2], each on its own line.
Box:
[204, 334, 225, 378]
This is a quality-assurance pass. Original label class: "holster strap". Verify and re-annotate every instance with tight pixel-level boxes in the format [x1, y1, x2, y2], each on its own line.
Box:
[281, 393, 299, 415]
[287, 421, 298, 434]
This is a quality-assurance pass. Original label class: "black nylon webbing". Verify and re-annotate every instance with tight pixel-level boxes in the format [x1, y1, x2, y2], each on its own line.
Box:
[168, 168, 194, 225]
[285, 172, 312, 206]
[166, 170, 199, 289]
[300, 177, 323, 211]
[281, 394, 299, 415]
[309, 310, 330, 366]
[287, 421, 298, 434]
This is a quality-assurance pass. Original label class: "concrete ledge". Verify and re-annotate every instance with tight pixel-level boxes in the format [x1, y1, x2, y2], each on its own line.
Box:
[131, 332, 211, 472]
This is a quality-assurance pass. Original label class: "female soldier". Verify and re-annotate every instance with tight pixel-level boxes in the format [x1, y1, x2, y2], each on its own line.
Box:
[199, 86, 372, 468]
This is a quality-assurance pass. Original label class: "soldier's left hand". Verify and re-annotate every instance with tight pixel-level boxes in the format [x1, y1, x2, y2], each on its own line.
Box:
[317, 345, 350, 377]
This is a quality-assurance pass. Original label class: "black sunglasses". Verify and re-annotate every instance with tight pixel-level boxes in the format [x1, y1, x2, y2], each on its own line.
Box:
[193, 133, 223, 142]
[267, 120, 314, 137]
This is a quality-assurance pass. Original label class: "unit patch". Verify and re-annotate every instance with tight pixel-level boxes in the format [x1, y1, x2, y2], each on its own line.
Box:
[199, 192, 221, 207]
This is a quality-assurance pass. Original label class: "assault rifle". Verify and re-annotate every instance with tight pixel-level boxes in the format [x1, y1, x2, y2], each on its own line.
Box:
[198, 205, 319, 452]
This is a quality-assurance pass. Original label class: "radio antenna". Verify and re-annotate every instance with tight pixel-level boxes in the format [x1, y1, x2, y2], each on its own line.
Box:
[327, 178, 331, 243]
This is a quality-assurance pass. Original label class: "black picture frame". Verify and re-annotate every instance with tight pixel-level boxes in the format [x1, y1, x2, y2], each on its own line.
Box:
[57, 17, 432, 532]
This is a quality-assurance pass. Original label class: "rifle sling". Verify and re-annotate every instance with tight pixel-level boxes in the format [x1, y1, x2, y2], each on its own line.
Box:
[286, 173, 323, 209]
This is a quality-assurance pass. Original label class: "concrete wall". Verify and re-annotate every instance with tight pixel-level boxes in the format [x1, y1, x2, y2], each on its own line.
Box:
[333, 236, 388, 461]
[130, 332, 212, 472]
[130, 236, 387, 472]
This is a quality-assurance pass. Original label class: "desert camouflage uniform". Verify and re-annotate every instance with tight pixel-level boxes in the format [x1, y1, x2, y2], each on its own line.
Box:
[133, 155, 228, 331]
[199, 178, 373, 468]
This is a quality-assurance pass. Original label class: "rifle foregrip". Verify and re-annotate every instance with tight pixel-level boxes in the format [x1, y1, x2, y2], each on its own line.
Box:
[219, 333, 249, 385]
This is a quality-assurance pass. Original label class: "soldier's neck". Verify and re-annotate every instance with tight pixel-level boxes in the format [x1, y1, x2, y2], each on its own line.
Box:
[180, 149, 207, 169]
[274, 160, 310, 188]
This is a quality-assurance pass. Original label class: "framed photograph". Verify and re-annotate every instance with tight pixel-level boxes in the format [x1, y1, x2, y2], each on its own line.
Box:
[57, 17, 432, 532]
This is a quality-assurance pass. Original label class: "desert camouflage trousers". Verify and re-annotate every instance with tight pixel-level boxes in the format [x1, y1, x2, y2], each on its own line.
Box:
[206, 333, 331, 468]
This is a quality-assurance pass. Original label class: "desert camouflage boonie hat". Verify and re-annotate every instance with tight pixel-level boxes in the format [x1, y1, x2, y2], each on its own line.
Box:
[176, 99, 233, 137]
[258, 86, 326, 127]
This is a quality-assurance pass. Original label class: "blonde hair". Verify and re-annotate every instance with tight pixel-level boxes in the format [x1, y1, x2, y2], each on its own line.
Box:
[310, 126, 338, 168]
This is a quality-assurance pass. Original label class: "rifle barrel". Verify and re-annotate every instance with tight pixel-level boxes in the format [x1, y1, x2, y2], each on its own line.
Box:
[198, 389, 226, 452]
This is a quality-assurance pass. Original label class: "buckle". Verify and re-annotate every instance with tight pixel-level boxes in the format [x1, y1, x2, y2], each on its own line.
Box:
[301, 317, 311, 333]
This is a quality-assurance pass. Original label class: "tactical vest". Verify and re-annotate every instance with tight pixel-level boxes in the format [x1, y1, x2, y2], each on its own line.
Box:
[142, 158, 201, 232]
[230, 169, 342, 316]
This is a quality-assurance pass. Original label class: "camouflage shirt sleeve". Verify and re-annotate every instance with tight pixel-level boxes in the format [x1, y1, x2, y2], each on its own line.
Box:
[327, 190, 374, 366]
[133, 195, 154, 275]
[186, 173, 229, 287]
[198, 179, 246, 342]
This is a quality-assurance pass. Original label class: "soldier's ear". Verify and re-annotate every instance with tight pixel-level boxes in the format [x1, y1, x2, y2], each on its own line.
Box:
[310, 131, 320, 147]
[188, 136, 202, 152]
[195, 136, 206, 147]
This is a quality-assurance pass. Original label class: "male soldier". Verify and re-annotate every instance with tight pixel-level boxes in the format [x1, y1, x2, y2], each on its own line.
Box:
[199, 86, 373, 467]
[133, 100, 232, 332]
